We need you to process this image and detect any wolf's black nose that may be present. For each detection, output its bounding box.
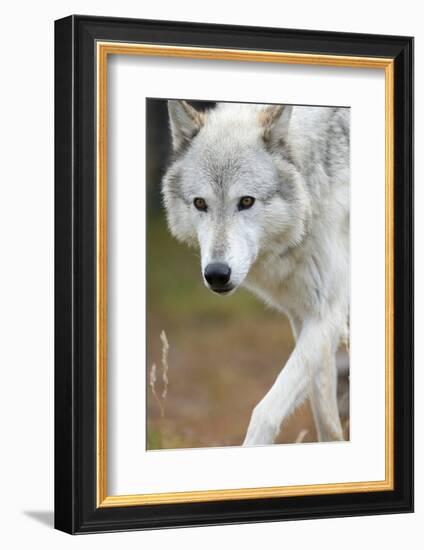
[204,263,231,288]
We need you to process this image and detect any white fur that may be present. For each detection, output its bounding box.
[162,101,350,445]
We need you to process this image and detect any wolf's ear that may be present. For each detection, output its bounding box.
[168,100,204,152]
[259,104,293,144]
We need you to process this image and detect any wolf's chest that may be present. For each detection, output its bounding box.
[244,251,314,318]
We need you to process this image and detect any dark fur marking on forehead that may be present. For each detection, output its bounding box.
[202,154,244,189]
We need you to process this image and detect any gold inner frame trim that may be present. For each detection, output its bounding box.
[96,41,395,508]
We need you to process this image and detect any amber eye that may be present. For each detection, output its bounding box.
[238,196,255,210]
[193,197,207,211]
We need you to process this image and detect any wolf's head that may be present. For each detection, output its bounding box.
[161,101,310,295]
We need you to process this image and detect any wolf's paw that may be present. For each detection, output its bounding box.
[243,404,278,446]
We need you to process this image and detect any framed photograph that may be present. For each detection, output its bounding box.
[54,15,413,534]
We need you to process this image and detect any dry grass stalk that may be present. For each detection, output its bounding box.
[160,330,169,401]
[149,362,165,418]
[295,429,309,444]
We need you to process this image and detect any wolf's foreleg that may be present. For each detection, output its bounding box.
[243,315,343,446]
[309,345,344,441]
[242,317,321,446]
[243,348,309,445]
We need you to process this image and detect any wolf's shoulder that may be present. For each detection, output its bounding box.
[291,105,348,129]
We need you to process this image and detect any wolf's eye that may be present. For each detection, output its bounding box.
[193,197,207,212]
[238,196,255,210]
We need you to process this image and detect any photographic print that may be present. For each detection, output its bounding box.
[55,17,413,533]
[146,98,350,450]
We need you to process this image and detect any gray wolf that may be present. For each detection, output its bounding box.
[161,100,349,445]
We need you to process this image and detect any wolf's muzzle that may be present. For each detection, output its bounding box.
[204,262,232,293]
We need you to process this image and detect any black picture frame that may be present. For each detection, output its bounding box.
[55,14,414,534]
